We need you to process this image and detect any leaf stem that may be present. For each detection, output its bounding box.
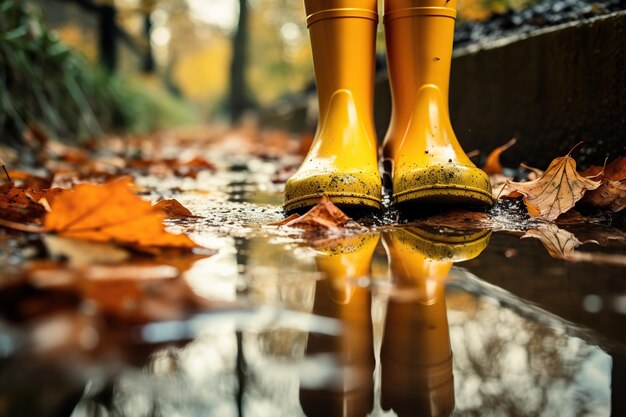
[566,141,584,157]
[0,218,45,233]
[1,164,11,183]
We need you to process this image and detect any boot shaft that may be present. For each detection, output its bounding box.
[304,0,378,134]
[384,0,457,124]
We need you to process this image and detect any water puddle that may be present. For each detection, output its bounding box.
[0,156,624,417]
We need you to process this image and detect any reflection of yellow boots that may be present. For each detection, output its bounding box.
[284,0,382,214]
[380,227,490,416]
[300,233,380,417]
[314,233,380,304]
[383,0,493,208]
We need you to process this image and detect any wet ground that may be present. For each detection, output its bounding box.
[454,0,626,47]
[0,142,625,417]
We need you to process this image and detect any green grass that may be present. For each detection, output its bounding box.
[0,0,197,149]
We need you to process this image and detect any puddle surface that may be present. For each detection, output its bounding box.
[0,155,625,417]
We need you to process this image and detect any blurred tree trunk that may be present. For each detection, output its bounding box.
[141,14,156,73]
[229,0,253,124]
[98,4,117,73]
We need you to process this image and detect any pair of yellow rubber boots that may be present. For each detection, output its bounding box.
[284,0,493,213]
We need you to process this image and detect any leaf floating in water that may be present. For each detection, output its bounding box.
[508,144,601,221]
[44,177,196,249]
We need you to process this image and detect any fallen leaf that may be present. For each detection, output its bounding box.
[579,164,604,179]
[508,146,601,221]
[577,157,626,212]
[521,223,595,259]
[604,156,626,180]
[267,213,300,226]
[6,170,51,191]
[483,138,517,175]
[490,174,520,199]
[174,156,216,178]
[582,178,626,212]
[276,196,355,233]
[0,183,47,223]
[153,199,199,219]
[44,177,196,248]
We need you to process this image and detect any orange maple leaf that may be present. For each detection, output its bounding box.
[507,145,601,221]
[44,177,195,248]
[483,138,517,176]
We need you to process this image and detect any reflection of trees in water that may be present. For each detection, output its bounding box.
[447,292,609,417]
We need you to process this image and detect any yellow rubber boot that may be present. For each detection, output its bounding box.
[380,226,490,416]
[383,0,493,208]
[284,0,382,214]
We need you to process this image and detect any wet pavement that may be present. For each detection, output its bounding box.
[0,149,625,417]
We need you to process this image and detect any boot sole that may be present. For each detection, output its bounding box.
[283,192,382,214]
[393,185,494,208]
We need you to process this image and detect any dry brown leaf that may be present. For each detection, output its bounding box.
[578,157,626,212]
[579,164,605,179]
[0,183,48,223]
[521,223,590,259]
[277,196,354,232]
[582,178,626,212]
[483,138,517,176]
[604,156,626,180]
[508,148,601,221]
[153,199,199,219]
[6,170,51,191]
[44,177,196,248]
[268,213,300,226]
[174,156,216,178]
